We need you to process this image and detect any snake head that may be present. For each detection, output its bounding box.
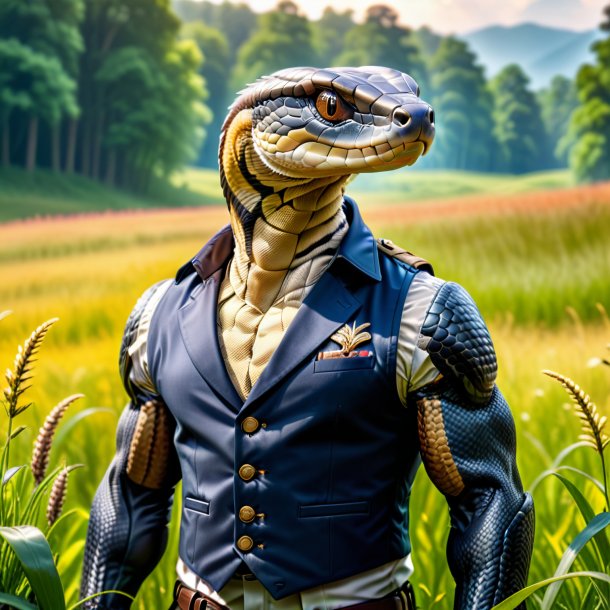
[222,65,435,179]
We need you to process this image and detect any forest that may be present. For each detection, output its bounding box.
[1,0,610,195]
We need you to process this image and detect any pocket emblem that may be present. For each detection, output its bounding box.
[317,321,372,360]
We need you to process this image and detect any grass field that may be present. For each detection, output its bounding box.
[1,181,609,609]
[0,166,573,222]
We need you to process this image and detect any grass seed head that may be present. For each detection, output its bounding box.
[3,318,58,418]
[543,369,609,454]
[46,464,82,526]
[46,467,69,526]
[31,394,84,485]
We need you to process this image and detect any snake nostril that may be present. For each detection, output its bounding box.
[392,109,411,127]
[428,108,435,125]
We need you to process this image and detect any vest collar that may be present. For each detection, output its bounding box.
[175,196,382,284]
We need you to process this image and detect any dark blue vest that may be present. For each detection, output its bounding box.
[147,198,422,599]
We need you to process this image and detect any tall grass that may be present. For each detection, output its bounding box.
[0,187,609,608]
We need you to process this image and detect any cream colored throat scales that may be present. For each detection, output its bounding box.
[216,65,435,399]
[217,109,349,399]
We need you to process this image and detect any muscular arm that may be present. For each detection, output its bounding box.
[409,281,534,610]
[81,282,180,609]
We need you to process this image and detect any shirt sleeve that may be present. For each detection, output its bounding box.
[396,271,445,405]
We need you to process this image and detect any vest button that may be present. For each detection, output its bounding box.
[239,506,256,523]
[237,535,254,552]
[239,464,256,481]
[241,417,260,434]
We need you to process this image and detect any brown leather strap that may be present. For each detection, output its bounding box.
[174,580,415,610]
[377,238,435,276]
[174,581,228,610]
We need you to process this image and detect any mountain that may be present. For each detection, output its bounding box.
[459,23,602,89]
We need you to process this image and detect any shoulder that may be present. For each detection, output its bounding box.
[417,281,497,405]
[119,280,173,399]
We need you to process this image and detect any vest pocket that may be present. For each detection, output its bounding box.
[184,496,210,515]
[298,500,370,518]
[313,356,375,373]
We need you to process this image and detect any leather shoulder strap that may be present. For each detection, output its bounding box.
[377,238,435,276]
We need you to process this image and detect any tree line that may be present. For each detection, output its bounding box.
[1,0,608,193]
[0,0,207,192]
[177,0,610,183]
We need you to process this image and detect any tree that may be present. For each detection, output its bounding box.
[334,4,426,90]
[231,1,318,92]
[0,0,83,171]
[490,64,547,174]
[96,41,208,191]
[563,4,610,182]
[182,22,231,168]
[538,75,579,167]
[426,37,495,171]
[313,7,355,67]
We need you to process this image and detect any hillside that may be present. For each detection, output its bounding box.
[0,167,222,222]
[0,167,575,222]
[460,23,601,88]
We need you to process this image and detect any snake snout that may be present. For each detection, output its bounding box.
[393,102,436,155]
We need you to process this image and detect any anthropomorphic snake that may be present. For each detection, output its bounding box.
[81,66,533,610]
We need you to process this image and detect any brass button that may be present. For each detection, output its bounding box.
[241,417,260,434]
[237,535,254,552]
[239,464,256,481]
[239,506,256,523]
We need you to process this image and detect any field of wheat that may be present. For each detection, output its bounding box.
[1,183,609,609]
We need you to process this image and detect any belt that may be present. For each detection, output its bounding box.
[173,580,416,610]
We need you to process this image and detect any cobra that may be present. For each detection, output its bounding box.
[217,66,435,397]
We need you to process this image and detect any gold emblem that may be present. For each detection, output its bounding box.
[318,322,372,360]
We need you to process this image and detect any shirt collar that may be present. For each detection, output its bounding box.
[176,196,381,283]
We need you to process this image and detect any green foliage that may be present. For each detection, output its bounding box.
[0,316,78,606]
[494,364,610,609]
[564,7,610,183]
[181,22,231,168]
[173,0,257,63]
[231,1,318,92]
[334,5,426,88]
[313,7,355,67]
[426,37,495,171]
[490,64,548,173]
[538,76,579,167]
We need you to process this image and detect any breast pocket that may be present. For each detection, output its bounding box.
[313,355,375,373]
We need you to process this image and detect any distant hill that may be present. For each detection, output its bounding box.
[459,23,602,89]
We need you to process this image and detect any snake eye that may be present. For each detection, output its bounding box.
[315,90,352,122]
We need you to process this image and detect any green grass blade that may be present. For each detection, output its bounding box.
[541,512,610,610]
[0,591,38,610]
[0,525,66,610]
[54,407,115,449]
[553,473,610,561]
[492,572,610,610]
[68,590,135,610]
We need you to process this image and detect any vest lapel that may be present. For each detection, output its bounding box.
[243,269,362,409]
[178,270,243,413]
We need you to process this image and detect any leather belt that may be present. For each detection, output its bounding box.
[173,580,416,610]
[174,581,227,610]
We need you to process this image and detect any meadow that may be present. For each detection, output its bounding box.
[0,176,609,609]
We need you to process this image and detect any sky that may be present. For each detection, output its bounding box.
[201,0,608,33]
